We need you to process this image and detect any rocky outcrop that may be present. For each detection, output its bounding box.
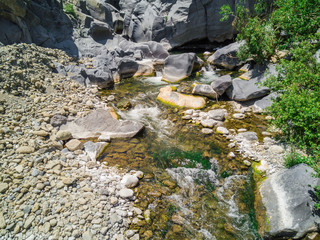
[157,86,206,109]
[119,0,254,48]
[60,109,144,139]
[260,164,320,239]
[0,0,76,54]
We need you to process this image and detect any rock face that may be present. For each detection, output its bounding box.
[0,0,76,54]
[157,86,206,109]
[260,164,320,239]
[207,41,245,70]
[162,53,198,83]
[60,109,144,139]
[120,0,254,48]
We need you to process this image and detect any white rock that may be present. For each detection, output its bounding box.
[202,128,213,134]
[121,175,139,188]
[16,146,35,154]
[269,145,285,154]
[65,139,83,151]
[216,127,229,135]
[243,160,251,166]
[56,130,72,141]
[233,113,246,119]
[0,212,6,229]
[119,188,134,198]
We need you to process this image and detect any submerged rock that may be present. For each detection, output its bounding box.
[60,109,144,139]
[157,86,206,109]
[260,164,320,239]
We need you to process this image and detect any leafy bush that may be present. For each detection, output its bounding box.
[220,0,320,62]
[63,4,76,18]
[284,151,317,169]
[264,39,320,151]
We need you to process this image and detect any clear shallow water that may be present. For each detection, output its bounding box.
[100,74,263,239]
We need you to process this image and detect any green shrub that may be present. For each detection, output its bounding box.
[284,151,317,168]
[314,186,320,210]
[63,4,76,17]
[220,0,320,62]
[264,39,320,151]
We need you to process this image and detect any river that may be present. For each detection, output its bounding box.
[100,69,266,239]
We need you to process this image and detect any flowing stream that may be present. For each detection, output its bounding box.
[100,70,265,239]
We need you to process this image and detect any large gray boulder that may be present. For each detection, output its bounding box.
[210,75,232,96]
[260,164,320,239]
[88,21,113,43]
[226,78,270,101]
[85,69,114,88]
[162,53,197,83]
[60,109,144,139]
[207,41,245,70]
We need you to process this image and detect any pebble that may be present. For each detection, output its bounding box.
[269,145,285,154]
[65,139,84,151]
[82,230,93,240]
[33,130,49,137]
[24,215,35,229]
[110,213,122,224]
[233,113,246,119]
[200,119,217,128]
[216,127,229,135]
[121,175,139,188]
[119,188,134,198]
[0,183,9,193]
[243,160,251,166]
[0,212,6,229]
[227,152,236,159]
[43,222,51,233]
[201,128,213,134]
[16,146,35,154]
[56,130,72,141]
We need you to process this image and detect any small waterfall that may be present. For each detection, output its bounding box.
[155,71,162,77]
[117,77,173,139]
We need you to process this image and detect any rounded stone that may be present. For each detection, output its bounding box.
[216,127,229,135]
[121,175,139,188]
[65,139,83,151]
[119,188,134,198]
[0,183,9,193]
[16,146,35,154]
[56,130,72,141]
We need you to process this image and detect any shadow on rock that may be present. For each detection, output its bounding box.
[0,0,78,57]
